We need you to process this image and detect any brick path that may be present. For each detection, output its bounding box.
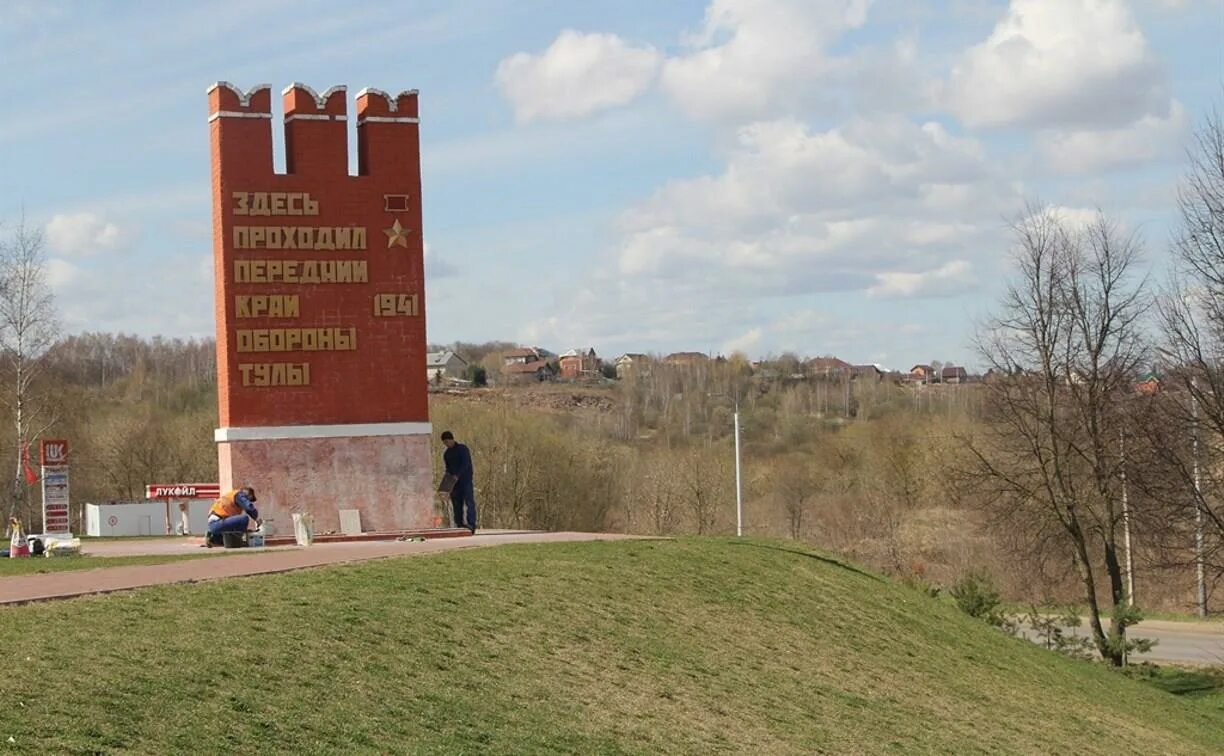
[1,531,642,605]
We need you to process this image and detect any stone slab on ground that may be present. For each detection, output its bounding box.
[0,532,643,605]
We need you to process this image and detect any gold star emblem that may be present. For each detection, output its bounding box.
[384,219,410,248]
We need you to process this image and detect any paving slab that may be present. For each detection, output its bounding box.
[1,531,643,605]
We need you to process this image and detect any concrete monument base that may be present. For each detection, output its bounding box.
[216,423,435,536]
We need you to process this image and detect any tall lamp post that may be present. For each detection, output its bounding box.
[734,397,743,537]
[711,391,745,537]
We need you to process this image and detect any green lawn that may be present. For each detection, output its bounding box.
[2,538,1222,754]
[1125,665,1224,698]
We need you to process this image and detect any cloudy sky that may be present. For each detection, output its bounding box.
[1,0,1221,369]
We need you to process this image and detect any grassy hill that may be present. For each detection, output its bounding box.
[1,539,1221,754]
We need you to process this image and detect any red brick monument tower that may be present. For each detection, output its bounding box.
[207,82,433,534]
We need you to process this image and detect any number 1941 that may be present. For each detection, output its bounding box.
[373,293,420,317]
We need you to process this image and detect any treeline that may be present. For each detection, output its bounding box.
[46,333,216,403]
[2,333,218,524]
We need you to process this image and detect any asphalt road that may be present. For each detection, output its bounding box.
[1019,618,1224,665]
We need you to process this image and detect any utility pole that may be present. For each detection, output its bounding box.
[734,397,743,538]
[710,389,745,537]
[1193,380,1207,617]
[1121,429,1135,606]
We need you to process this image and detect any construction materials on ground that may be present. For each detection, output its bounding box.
[9,519,30,558]
[42,535,81,558]
[338,509,362,536]
[292,513,314,547]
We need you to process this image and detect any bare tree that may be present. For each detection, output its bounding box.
[775,453,820,540]
[0,219,59,531]
[680,443,732,535]
[1157,105,1224,578]
[964,205,1149,666]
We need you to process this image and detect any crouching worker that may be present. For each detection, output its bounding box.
[204,486,261,548]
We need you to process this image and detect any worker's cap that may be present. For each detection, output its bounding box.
[440,431,454,441]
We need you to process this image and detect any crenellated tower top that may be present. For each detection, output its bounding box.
[208,81,420,178]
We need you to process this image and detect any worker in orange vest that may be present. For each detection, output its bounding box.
[205,486,260,547]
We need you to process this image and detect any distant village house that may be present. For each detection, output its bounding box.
[615,353,650,379]
[426,351,468,383]
[664,352,709,366]
[941,365,968,384]
[1134,373,1161,395]
[559,348,601,380]
[806,356,852,379]
[502,347,556,383]
[851,364,884,382]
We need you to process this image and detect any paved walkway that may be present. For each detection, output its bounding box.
[74,529,536,558]
[1,531,641,605]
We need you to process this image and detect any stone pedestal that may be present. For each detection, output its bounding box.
[217,424,435,536]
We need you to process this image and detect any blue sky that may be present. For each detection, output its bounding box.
[1,0,1221,370]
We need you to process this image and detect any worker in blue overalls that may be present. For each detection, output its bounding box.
[441,431,477,534]
[204,486,260,547]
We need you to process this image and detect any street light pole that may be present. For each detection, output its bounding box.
[734,398,743,537]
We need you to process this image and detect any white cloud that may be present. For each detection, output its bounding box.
[495,30,661,123]
[0,1,65,30]
[723,327,763,355]
[867,260,975,299]
[1037,100,1188,174]
[1045,204,1102,229]
[44,212,133,256]
[946,0,1168,129]
[49,252,213,337]
[624,118,988,240]
[660,0,873,121]
[614,115,1007,293]
[45,258,84,289]
[519,110,1016,359]
[771,309,835,335]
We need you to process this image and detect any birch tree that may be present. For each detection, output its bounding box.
[0,220,59,529]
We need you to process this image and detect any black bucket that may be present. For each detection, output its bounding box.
[222,531,248,549]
